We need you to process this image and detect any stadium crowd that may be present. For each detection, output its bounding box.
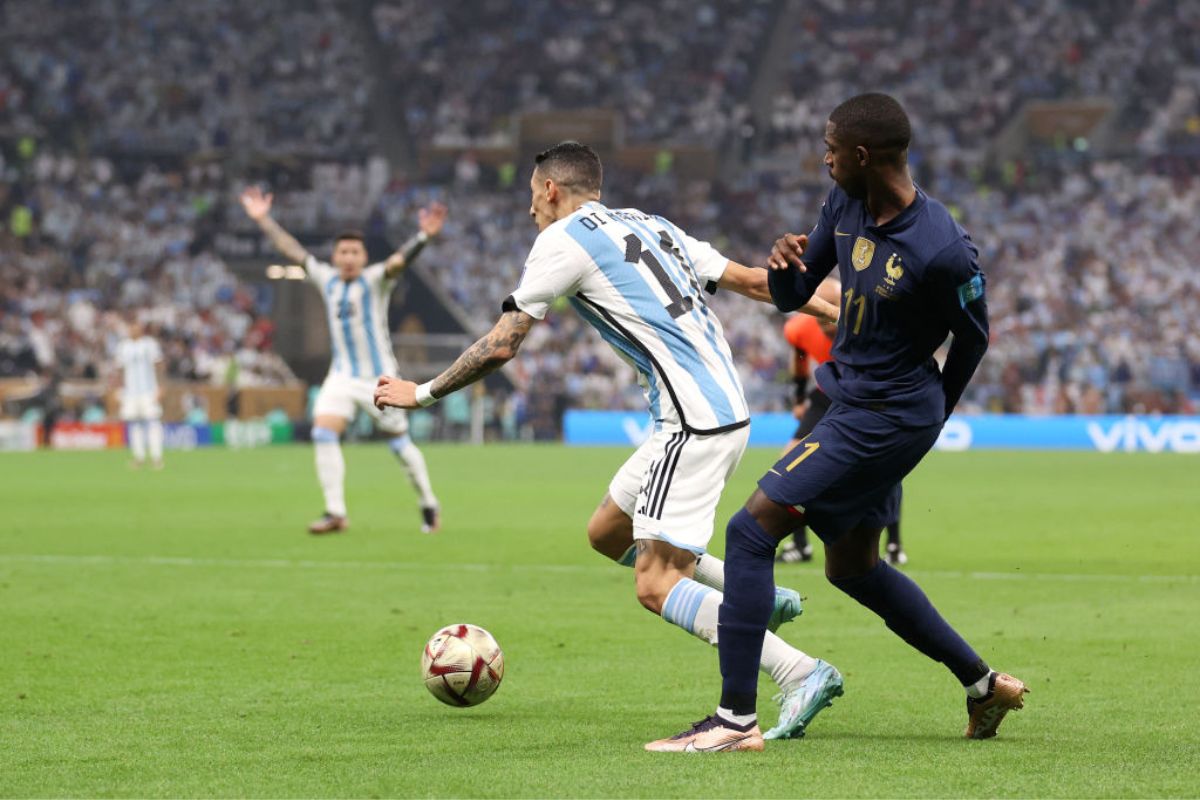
[3,0,1198,428]
[372,0,773,150]
[0,147,295,390]
[0,0,373,158]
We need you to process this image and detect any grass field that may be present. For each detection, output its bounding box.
[2,444,1198,798]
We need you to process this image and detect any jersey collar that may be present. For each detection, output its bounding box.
[863,186,927,234]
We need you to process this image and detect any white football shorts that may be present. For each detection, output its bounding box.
[313,374,409,434]
[608,424,750,555]
[119,391,162,421]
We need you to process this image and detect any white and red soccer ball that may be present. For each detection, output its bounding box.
[420,623,504,707]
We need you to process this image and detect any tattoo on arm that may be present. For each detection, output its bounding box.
[256,215,308,264]
[430,311,534,398]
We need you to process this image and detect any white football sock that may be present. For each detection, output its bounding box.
[966,671,994,698]
[716,706,757,727]
[660,579,817,690]
[147,420,164,463]
[694,553,725,591]
[128,421,147,462]
[390,435,438,508]
[762,630,818,690]
[313,429,346,517]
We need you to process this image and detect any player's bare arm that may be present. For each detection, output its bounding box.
[717,261,773,302]
[384,201,448,278]
[374,310,536,410]
[720,261,838,325]
[239,186,309,265]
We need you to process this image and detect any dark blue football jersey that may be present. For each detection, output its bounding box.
[769,185,989,427]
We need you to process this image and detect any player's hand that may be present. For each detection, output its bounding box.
[374,376,419,410]
[792,402,808,420]
[240,186,273,221]
[767,233,808,271]
[418,202,448,237]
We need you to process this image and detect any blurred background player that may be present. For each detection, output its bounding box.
[777,277,906,566]
[115,318,165,470]
[376,142,845,739]
[239,186,446,535]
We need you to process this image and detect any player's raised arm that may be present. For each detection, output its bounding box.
[239,186,309,265]
[384,202,448,278]
[374,310,536,410]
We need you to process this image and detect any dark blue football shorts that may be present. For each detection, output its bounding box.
[758,401,942,543]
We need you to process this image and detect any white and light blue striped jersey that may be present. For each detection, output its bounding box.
[505,202,749,434]
[305,256,399,379]
[115,336,162,396]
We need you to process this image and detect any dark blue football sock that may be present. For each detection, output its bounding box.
[830,560,989,685]
[717,508,780,715]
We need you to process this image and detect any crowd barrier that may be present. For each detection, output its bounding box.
[563,411,1200,453]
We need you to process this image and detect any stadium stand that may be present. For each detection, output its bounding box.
[2,0,1197,433]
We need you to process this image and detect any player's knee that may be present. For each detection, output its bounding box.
[725,508,778,560]
[312,426,340,444]
[585,507,632,562]
[585,514,608,552]
[388,434,412,454]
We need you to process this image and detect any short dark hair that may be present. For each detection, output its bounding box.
[829,93,911,160]
[534,141,603,195]
[335,230,366,245]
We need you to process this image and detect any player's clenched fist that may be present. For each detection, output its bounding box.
[374,376,420,410]
[767,233,809,271]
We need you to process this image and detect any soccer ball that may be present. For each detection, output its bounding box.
[420,623,504,707]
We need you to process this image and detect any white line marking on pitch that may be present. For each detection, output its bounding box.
[0,553,1196,585]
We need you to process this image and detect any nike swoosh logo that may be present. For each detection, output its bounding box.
[768,469,782,476]
[835,231,852,237]
[683,736,752,753]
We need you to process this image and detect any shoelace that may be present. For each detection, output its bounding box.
[670,716,719,740]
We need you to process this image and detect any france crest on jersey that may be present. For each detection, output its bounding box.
[305,255,399,379]
[504,202,748,434]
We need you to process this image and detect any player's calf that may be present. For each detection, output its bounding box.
[634,541,695,615]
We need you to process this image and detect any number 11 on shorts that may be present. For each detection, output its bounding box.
[786,441,820,471]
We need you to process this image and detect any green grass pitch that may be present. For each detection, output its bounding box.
[2,444,1198,798]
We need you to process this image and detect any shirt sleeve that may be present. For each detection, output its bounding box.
[930,237,989,418]
[304,254,337,289]
[675,230,729,288]
[768,189,840,312]
[503,226,591,320]
[149,339,163,363]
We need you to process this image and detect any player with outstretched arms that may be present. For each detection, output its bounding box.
[115,317,166,470]
[648,94,1027,753]
[240,186,446,535]
[375,142,846,739]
